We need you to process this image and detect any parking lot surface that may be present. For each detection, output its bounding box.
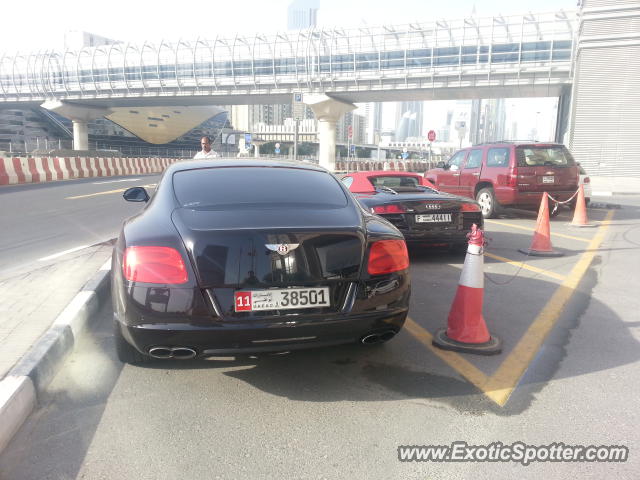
[1,198,638,479]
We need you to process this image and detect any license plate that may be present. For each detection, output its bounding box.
[415,213,452,223]
[234,287,330,312]
[542,175,555,184]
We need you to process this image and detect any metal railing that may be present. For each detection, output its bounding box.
[0,10,576,100]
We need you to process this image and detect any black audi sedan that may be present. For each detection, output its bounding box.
[112,160,411,364]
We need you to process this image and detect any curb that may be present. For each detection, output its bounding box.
[0,259,111,453]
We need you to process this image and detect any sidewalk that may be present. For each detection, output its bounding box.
[0,243,112,379]
[590,176,640,196]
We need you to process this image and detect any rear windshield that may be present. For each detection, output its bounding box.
[173,167,348,209]
[516,146,576,167]
[368,176,420,188]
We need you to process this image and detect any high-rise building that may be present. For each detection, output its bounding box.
[64,31,119,50]
[469,99,507,145]
[287,0,320,30]
[395,101,423,142]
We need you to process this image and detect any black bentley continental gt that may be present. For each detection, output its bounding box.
[112,160,411,364]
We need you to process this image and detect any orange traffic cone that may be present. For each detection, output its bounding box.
[433,224,501,355]
[570,185,595,228]
[518,192,564,257]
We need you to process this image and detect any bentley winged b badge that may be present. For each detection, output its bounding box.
[265,243,300,256]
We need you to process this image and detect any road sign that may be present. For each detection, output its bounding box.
[292,93,305,121]
[428,130,436,142]
[275,148,280,154]
[350,144,355,154]
[402,152,409,160]
[275,143,280,149]
[402,147,408,153]
[244,133,252,148]
[347,125,353,139]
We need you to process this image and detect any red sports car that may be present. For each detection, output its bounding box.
[341,171,483,252]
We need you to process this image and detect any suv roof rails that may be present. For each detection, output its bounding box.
[471,139,563,146]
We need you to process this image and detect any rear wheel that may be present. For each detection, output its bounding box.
[114,322,150,365]
[476,187,499,219]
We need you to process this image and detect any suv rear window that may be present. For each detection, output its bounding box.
[173,167,348,209]
[516,146,575,167]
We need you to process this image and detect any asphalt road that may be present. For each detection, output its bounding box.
[0,175,159,275]
[1,195,638,479]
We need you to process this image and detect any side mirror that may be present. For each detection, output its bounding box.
[436,161,446,169]
[123,187,149,203]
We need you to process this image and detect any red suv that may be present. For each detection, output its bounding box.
[424,142,579,218]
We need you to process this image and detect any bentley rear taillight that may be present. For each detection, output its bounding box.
[372,204,406,214]
[123,246,188,284]
[367,240,409,275]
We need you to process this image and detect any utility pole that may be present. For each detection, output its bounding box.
[294,119,299,161]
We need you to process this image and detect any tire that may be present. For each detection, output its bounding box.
[114,322,150,365]
[476,187,499,219]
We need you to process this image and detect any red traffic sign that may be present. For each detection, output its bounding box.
[427,130,436,142]
[347,125,353,139]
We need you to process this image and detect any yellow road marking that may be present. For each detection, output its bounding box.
[406,210,614,407]
[66,184,156,200]
[405,318,490,388]
[486,219,591,243]
[484,252,566,281]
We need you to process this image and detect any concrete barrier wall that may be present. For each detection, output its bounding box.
[0,156,182,186]
[0,157,431,185]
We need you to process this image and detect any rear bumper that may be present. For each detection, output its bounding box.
[401,229,472,245]
[495,189,578,207]
[115,309,408,356]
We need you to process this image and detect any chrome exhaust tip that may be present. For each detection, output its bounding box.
[148,347,173,359]
[148,346,197,360]
[361,330,397,345]
[171,348,197,360]
[361,333,381,345]
[379,330,397,342]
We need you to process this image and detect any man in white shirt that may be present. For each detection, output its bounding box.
[194,136,218,159]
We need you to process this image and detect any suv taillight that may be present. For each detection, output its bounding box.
[507,166,518,187]
[123,246,188,284]
[367,240,409,275]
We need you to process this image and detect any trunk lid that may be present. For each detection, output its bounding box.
[171,206,366,288]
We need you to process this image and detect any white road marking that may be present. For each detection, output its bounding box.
[38,245,90,262]
[92,178,142,185]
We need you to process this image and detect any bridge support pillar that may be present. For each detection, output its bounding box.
[72,121,89,151]
[304,95,356,171]
[41,100,111,152]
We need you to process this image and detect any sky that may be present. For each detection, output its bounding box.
[1,0,578,54]
[1,0,576,143]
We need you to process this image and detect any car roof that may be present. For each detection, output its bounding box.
[165,159,329,174]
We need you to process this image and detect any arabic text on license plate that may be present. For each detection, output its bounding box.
[542,175,555,184]
[415,213,452,223]
[234,287,330,312]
